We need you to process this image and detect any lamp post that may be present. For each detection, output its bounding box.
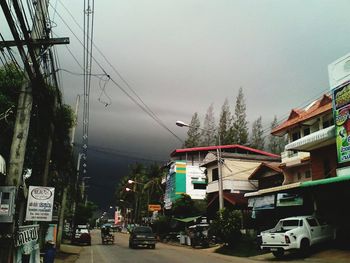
[176,120,224,210]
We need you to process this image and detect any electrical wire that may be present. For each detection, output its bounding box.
[50,0,184,144]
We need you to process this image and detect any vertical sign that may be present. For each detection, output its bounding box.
[332,82,350,163]
[26,186,55,221]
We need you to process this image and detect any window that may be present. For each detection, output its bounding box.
[292,131,301,141]
[193,184,206,190]
[212,168,219,181]
[323,160,331,178]
[323,118,333,128]
[297,172,302,180]
[303,127,310,136]
[306,218,318,227]
[305,170,311,178]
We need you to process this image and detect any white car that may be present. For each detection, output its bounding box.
[260,215,336,258]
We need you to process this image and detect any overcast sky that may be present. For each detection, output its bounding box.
[2,0,350,208]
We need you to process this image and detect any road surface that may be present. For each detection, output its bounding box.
[74,229,348,263]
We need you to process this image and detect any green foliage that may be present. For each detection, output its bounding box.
[230,87,249,145]
[184,112,201,148]
[74,201,98,225]
[0,64,24,160]
[210,208,243,248]
[172,193,195,218]
[201,103,216,146]
[268,116,286,154]
[250,116,264,150]
[218,98,231,145]
[153,215,171,238]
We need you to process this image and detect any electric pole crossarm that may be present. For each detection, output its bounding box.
[0,2,35,81]
[0,38,70,48]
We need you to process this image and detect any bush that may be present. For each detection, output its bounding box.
[210,208,242,248]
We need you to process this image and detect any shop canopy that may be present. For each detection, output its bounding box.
[245,175,350,198]
[300,174,350,188]
[173,216,201,223]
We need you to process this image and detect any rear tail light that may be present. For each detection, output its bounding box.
[285,235,290,244]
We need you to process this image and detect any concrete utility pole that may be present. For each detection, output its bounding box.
[0,0,68,261]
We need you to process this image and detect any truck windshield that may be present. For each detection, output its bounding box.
[282,220,300,227]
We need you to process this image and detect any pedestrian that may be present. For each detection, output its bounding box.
[43,240,56,263]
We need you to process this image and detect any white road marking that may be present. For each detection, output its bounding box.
[91,245,94,263]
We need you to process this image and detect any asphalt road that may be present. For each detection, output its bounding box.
[75,230,258,263]
[74,230,350,263]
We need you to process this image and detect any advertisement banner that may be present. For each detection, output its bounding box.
[332,82,350,163]
[276,193,303,207]
[148,204,161,212]
[25,186,55,221]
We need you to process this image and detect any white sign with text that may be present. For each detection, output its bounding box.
[25,186,55,221]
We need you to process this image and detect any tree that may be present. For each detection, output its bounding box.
[209,208,242,248]
[230,87,249,145]
[250,116,264,150]
[218,98,231,145]
[184,112,201,148]
[172,194,195,218]
[268,116,280,154]
[200,103,216,146]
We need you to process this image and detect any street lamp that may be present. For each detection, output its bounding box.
[176,120,224,210]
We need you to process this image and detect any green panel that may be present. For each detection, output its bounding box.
[175,172,186,199]
[300,175,350,188]
[192,180,207,184]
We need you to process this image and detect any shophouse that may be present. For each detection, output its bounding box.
[199,146,280,219]
[246,93,350,240]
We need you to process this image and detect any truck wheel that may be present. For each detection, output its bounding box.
[272,250,284,258]
[300,239,310,257]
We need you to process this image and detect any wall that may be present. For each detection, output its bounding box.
[310,144,337,180]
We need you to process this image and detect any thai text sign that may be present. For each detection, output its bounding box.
[332,82,350,163]
[15,224,39,247]
[25,186,55,221]
[148,204,161,212]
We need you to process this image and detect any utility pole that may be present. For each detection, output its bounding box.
[57,95,80,248]
[0,0,69,261]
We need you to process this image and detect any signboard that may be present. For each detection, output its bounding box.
[148,204,161,212]
[248,195,275,210]
[25,186,55,221]
[332,82,350,163]
[276,193,303,207]
[15,224,39,247]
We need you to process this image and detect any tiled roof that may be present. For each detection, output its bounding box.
[249,162,282,180]
[170,144,280,158]
[271,94,332,136]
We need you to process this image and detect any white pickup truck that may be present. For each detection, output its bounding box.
[260,215,336,258]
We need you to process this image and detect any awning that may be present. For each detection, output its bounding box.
[192,180,207,184]
[0,154,6,175]
[300,175,350,188]
[173,216,201,223]
[285,125,335,151]
[244,182,301,197]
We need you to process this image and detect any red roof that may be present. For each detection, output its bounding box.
[207,192,247,207]
[271,94,332,136]
[170,144,279,158]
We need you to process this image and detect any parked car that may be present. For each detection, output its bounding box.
[72,228,91,246]
[260,215,336,258]
[129,226,156,249]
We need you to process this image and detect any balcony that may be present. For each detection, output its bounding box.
[281,151,310,164]
[285,125,335,152]
[206,179,258,194]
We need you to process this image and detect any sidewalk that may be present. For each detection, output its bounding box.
[54,244,82,263]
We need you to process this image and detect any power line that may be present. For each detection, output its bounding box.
[50,0,184,144]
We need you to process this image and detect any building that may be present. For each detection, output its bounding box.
[246,93,350,240]
[200,146,280,218]
[164,145,279,210]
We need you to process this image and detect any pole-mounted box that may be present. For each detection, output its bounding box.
[0,186,16,223]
